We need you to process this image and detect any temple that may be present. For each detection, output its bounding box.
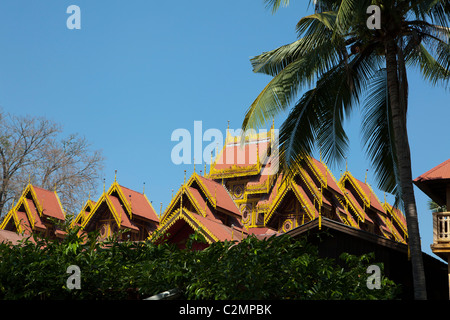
[1,126,449,299]
[156,124,409,249]
[73,178,160,241]
[0,183,66,240]
[0,126,409,248]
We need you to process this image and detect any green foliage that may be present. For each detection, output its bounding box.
[0,228,400,300]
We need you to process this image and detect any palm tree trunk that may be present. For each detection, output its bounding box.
[385,38,427,300]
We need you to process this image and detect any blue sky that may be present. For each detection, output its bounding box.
[0,1,448,258]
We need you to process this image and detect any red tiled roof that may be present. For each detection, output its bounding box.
[213,139,270,171]
[107,195,139,231]
[413,159,450,206]
[414,159,450,182]
[118,185,159,222]
[309,158,343,196]
[32,186,65,220]
[187,186,214,217]
[343,189,374,224]
[196,175,241,216]
[352,177,386,214]
[16,210,33,234]
[292,181,319,219]
[25,198,46,230]
[192,212,247,242]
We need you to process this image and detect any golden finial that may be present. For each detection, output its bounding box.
[204,162,207,176]
[193,157,196,173]
[365,169,368,184]
[172,189,174,198]
[103,178,106,193]
[210,151,213,170]
[143,182,146,194]
[184,170,186,184]
[114,170,117,182]
[160,202,163,216]
[345,157,348,172]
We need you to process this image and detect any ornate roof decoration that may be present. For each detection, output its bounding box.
[0,184,66,239]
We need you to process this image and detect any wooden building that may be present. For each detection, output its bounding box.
[73,178,160,241]
[414,159,450,297]
[0,184,66,240]
[157,124,409,250]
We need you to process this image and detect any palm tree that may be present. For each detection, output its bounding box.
[242,0,449,300]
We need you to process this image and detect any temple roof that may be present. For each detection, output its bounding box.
[79,180,159,234]
[115,184,159,223]
[0,184,66,238]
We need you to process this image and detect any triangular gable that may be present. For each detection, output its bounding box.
[81,193,139,232]
[263,176,318,225]
[339,172,385,214]
[106,195,139,231]
[162,173,241,222]
[72,199,96,227]
[0,185,66,238]
[156,208,247,246]
[307,157,343,196]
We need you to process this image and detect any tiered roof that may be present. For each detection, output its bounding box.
[0,184,66,239]
[76,179,159,240]
[156,125,408,248]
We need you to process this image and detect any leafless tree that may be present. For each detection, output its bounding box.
[0,111,104,220]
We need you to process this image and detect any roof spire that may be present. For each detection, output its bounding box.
[114,170,117,182]
[193,157,196,173]
[365,169,368,184]
[184,170,187,184]
[103,178,106,194]
[143,182,146,194]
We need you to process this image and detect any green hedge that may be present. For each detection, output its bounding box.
[0,227,400,300]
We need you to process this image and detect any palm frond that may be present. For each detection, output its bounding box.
[360,68,400,200]
[243,38,342,131]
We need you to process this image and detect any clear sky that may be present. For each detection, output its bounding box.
[0,1,448,259]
